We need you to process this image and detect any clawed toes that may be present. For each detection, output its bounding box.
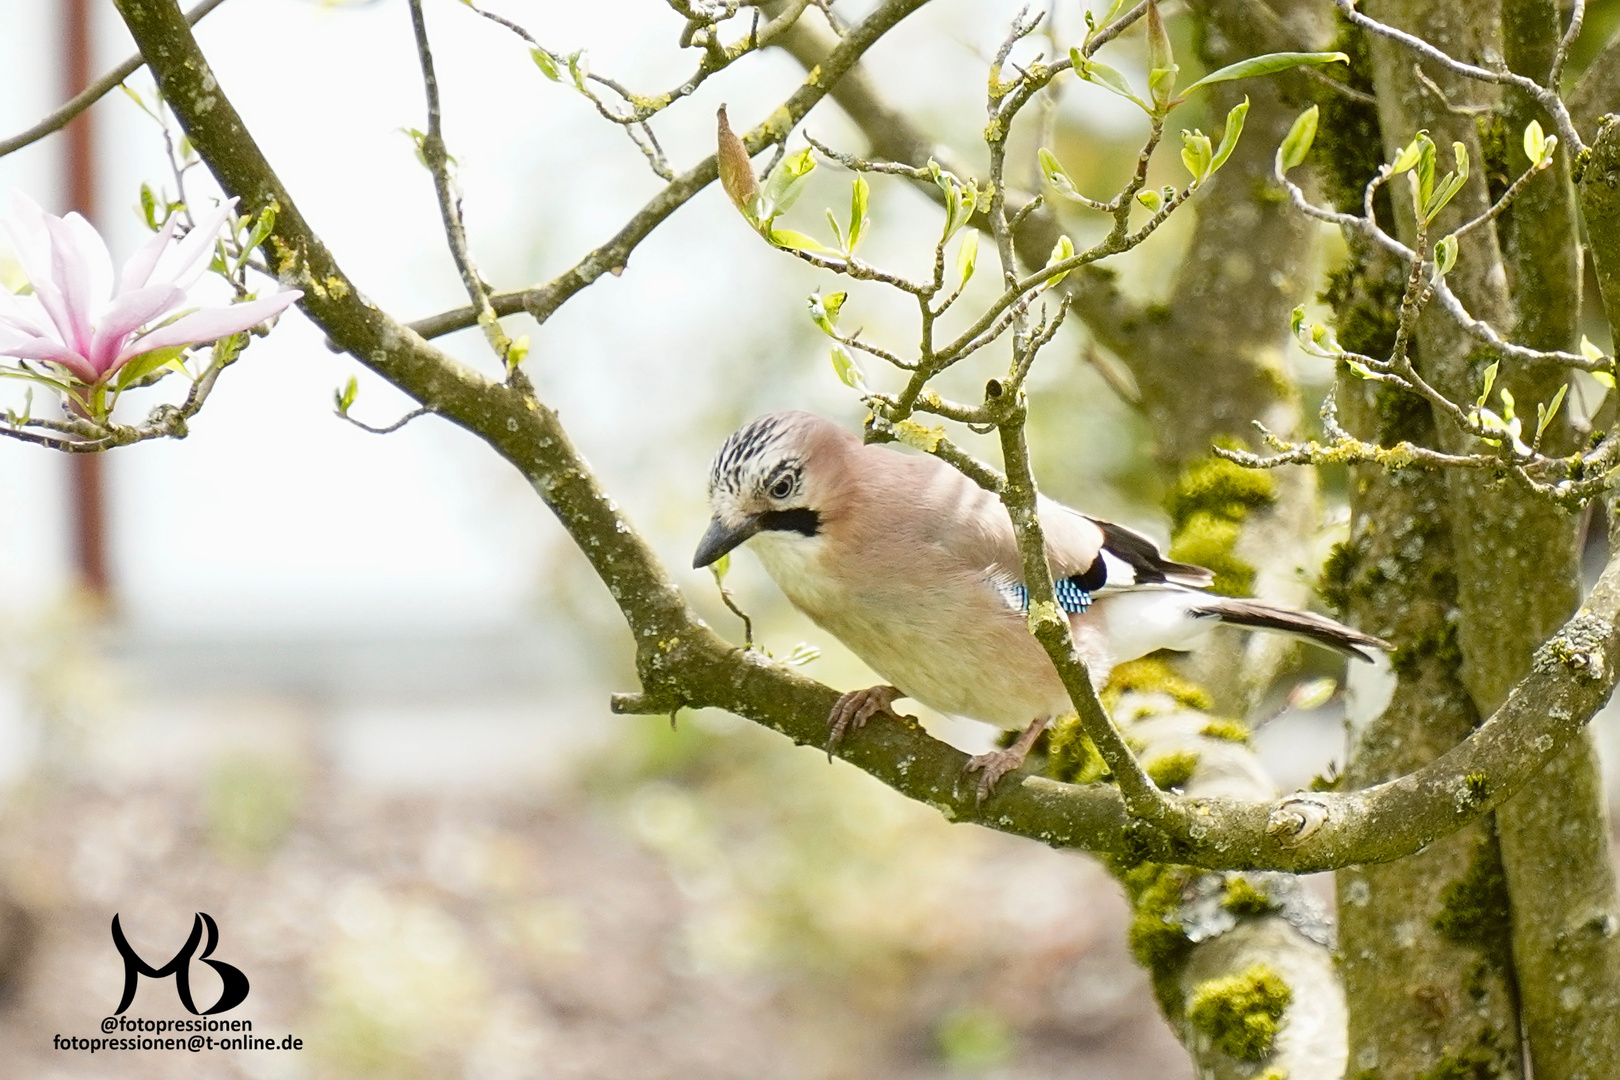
[963,751,1018,803]
[825,686,899,760]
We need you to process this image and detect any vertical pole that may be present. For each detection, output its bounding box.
[62,0,112,605]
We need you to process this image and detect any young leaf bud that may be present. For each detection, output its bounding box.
[956,230,979,285]
[1524,119,1546,167]
[829,344,866,391]
[1277,105,1318,171]
[716,106,760,225]
[1045,235,1076,287]
[1145,0,1178,110]
[1181,130,1213,184]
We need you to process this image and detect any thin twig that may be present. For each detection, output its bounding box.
[0,0,230,161]
[338,406,432,436]
[408,0,514,371]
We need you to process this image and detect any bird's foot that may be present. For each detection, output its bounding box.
[963,717,1047,803]
[826,684,901,759]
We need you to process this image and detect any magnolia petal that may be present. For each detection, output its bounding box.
[60,212,115,314]
[0,335,97,383]
[0,287,54,340]
[3,196,77,349]
[89,283,184,373]
[44,215,97,356]
[154,199,237,291]
[0,193,53,289]
[119,212,182,294]
[119,289,301,360]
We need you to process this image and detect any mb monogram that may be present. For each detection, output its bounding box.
[110,912,250,1015]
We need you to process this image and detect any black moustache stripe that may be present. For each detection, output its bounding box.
[757,508,821,537]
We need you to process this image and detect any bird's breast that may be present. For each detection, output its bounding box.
[750,533,1076,728]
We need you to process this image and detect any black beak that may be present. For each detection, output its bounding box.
[693,514,761,568]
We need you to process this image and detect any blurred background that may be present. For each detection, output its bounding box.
[0,0,1617,1076]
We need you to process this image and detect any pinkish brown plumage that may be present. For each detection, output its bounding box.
[695,412,1387,798]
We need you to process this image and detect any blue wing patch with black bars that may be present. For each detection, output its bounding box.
[1004,579,1092,613]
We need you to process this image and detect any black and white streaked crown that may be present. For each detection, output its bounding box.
[708,413,803,497]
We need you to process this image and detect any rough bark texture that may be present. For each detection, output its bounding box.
[1491,3,1620,1076]
[1331,352,1523,1080]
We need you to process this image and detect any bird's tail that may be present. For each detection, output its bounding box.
[1193,597,1390,662]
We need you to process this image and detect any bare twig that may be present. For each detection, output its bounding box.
[0,0,230,160]
[408,0,515,372]
[337,405,433,436]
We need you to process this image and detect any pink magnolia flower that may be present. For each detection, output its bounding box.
[0,193,302,385]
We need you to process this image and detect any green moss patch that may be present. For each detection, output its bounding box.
[1165,456,1276,597]
[1145,749,1200,791]
[1102,655,1215,713]
[1220,875,1274,917]
[1432,835,1513,972]
[1046,714,1108,784]
[1120,862,1199,1013]
[1187,963,1293,1061]
[1200,718,1251,743]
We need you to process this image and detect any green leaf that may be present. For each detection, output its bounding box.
[1421,142,1468,223]
[1524,119,1546,167]
[139,184,160,231]
[1181,129,1213,184]
[1477,361,1499,409]
[829,343,866,390]
[1149,65,1180,111]
[114,345,186,391]
[1536,383,1568,442]
[1581,335,1609,364]
[1038,148,1085,203]
[1390,135,1424,175]
[1208,98,1249,176]
[1277,105,1319,171]
[807,290,846,334]
[1499,387,1516,421]
[1433,234,1458,277]
[1594,370,1616,390]
[758,147,816,222]
[336,375,358,415]
[1137,188,1164,212]
[848,174,870,252]
[1290,305,1306,336]
[506,334,530,368]
[769,228,832,253]
[1412,132,1438,208]
[709,552,731,583]
[1045,234,1076,287]
[956,230,979,285]
[1069,49,1150,111]
[565,50,587,92]
[1179,51,1349,97]
[824,210,846,250]
[530,48,561,81]
[780,642,820,666]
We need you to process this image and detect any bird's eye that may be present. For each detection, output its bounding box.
[769,475,794,500]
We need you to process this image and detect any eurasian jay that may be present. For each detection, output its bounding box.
[693,411,1388,798]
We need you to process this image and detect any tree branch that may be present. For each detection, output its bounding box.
[0,0,229,161]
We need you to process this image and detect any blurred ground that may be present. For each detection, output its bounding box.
[0,627,1195,1079]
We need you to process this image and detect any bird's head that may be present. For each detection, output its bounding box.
[693,411,841,569]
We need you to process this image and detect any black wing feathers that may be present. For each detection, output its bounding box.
[1088,519,1213,588]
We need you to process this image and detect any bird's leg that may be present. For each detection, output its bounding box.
[826,684,902,759]
[963,716,1047,803]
